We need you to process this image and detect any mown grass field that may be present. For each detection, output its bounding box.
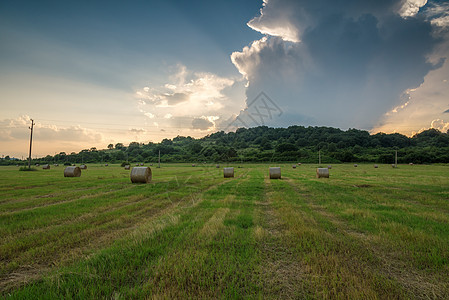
[1,163,448,299]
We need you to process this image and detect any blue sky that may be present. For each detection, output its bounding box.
[1,0,448,157]
[0,0,261,88]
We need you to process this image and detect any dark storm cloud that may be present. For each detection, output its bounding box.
[232,0,447,129]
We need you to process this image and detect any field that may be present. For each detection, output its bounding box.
[1,163,448,298]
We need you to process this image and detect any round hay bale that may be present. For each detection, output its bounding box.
[223,167,234,178]
[297,163,302,166]
[105,164,108,166]
[374,164,378,168]
[328,165,332,169]
[42,164,50,170]
[192,164,196,167]
[391,164,396,168]
[35,164,40,167]
[79,164,87,170]
[269,167,281,179]
[354,164,358,167]
[54,164,59,167]
[135,163,139,166]
[64,166,81,177]
[292,165,297,169]
[140,163,144,166]
[124,165,130,170]
[409,163,414,166]
[130,167,152,183]
[316,168,329,178]
[150,163,153,166]
[216,164,220,168]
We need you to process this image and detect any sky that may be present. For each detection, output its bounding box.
[1,0,448,158]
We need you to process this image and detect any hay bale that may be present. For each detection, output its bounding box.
[79,164,87,169]
[150,163,153,166]
[35,164,40,167]
[269,167,281,179]
[64,166,81,177]
[104,164,108,166]
[124,165,130,170]
[374,164,378,168]
[328,165,332,169]
[392,164,396,168]
[130,167,152,183]
[297,163,302,166]
[54,164,59,167]
[42,164,50,170]
[316,168,329,178]
[192,164,196,167]
[223,167,234,178]
[216,164,220,168]
[409,163,414,165]
[140,163,144,166]
[354,164,358,167]
[292,165,297,169]
[136,163,139,166]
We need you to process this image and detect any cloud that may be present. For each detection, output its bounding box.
[230,0,446,130]
[129,128,145,134]
[399,0,428,17]
[424,2,449,27]
[430,118,449,132]
[161,92,190,106]
[136,64,246,135]
[192,117,214,131]
[0,115,103,142]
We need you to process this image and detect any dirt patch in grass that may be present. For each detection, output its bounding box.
[353,184,372,188]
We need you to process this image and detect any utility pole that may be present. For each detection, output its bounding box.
[28,119,35,169]
[319,149,321,165]
[158,150,161,168]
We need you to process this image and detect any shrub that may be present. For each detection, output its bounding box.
[19,167,37,171]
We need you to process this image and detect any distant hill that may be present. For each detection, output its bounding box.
[3,126,449,165]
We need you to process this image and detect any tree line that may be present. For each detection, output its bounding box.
[2,126,449,166]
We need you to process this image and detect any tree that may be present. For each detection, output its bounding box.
[276,143,298,153]
[107,144,114,150]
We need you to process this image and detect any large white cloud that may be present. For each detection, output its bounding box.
[136,65,246,133]
[230,0,448,131]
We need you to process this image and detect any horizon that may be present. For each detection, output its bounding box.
[1,0,449,158]
[3,124,447,160]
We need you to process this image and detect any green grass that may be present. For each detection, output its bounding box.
[1,163,448,298]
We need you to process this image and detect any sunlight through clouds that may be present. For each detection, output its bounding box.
[136,65,246,133]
